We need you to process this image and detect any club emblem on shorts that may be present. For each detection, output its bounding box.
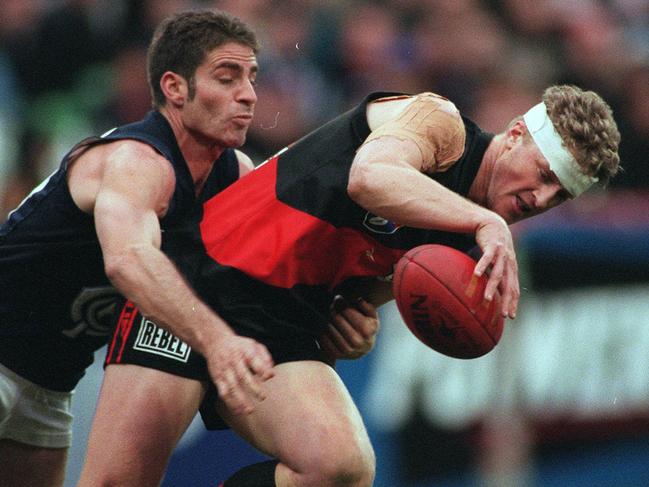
[362,212,402,234]
[133,318,191,362]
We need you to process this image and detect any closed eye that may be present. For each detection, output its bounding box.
[539,168,553,183]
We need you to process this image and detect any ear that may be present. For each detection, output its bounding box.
[159,71,188,108]
[505,119,527,148]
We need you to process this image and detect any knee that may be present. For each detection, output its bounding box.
[329,444,376,487]
[78,459,167,487]
[306,437,376,487]
[78,468,133,487]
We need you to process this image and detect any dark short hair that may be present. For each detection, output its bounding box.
[147,9,259,108]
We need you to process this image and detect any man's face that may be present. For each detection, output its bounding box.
[182,42,258,149]
[486,127,573,224]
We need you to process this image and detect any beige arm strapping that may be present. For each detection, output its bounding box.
[362,92,466,173]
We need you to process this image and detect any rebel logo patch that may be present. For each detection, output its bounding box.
[133,318,191,362]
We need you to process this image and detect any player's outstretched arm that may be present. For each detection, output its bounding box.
[348,131,519,319]
[74,141,274,414]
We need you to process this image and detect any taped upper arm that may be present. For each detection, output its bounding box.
[363,92,466,173]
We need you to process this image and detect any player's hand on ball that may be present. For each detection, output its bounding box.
[206,335,275,415]
[319,295,379,360]
[393,245,504,358]
[474,216,520,319]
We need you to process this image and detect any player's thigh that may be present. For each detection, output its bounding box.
[84,364,205,471]
[218,360,373,470]
[0,364,70,487]
[0,439,67,487]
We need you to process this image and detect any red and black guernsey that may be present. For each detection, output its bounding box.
[196,92,494,339]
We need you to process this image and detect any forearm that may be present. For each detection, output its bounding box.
[105,244,232,354]
[349,159,502,233]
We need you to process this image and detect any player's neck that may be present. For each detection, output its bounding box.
[160,106,225,157]
[468,133,507,205]
[159,106,224,194]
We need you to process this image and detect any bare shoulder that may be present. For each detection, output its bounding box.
[105,139,170,169]
[72,138,168,172]
[234,149,255,177]
[69,139,174,213]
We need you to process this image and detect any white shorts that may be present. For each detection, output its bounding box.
[0,363,73,448]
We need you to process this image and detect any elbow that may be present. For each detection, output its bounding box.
[103,246,143,287]
[347,163,375,207]
[104,254,129,286]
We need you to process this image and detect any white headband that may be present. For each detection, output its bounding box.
[523,102,598,197]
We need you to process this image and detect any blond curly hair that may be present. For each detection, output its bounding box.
[543,85,621,185]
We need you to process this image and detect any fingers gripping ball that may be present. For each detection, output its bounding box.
[393,245,504,359]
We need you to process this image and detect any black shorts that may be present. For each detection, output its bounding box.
[105,299,330,429]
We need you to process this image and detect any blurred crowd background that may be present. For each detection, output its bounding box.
[2,1,649,486]
[1,0,648,219]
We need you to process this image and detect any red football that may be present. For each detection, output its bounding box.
[392,244,504,359]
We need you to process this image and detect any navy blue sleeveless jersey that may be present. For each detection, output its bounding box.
[0,111,239,391]
[196,92,493,341]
